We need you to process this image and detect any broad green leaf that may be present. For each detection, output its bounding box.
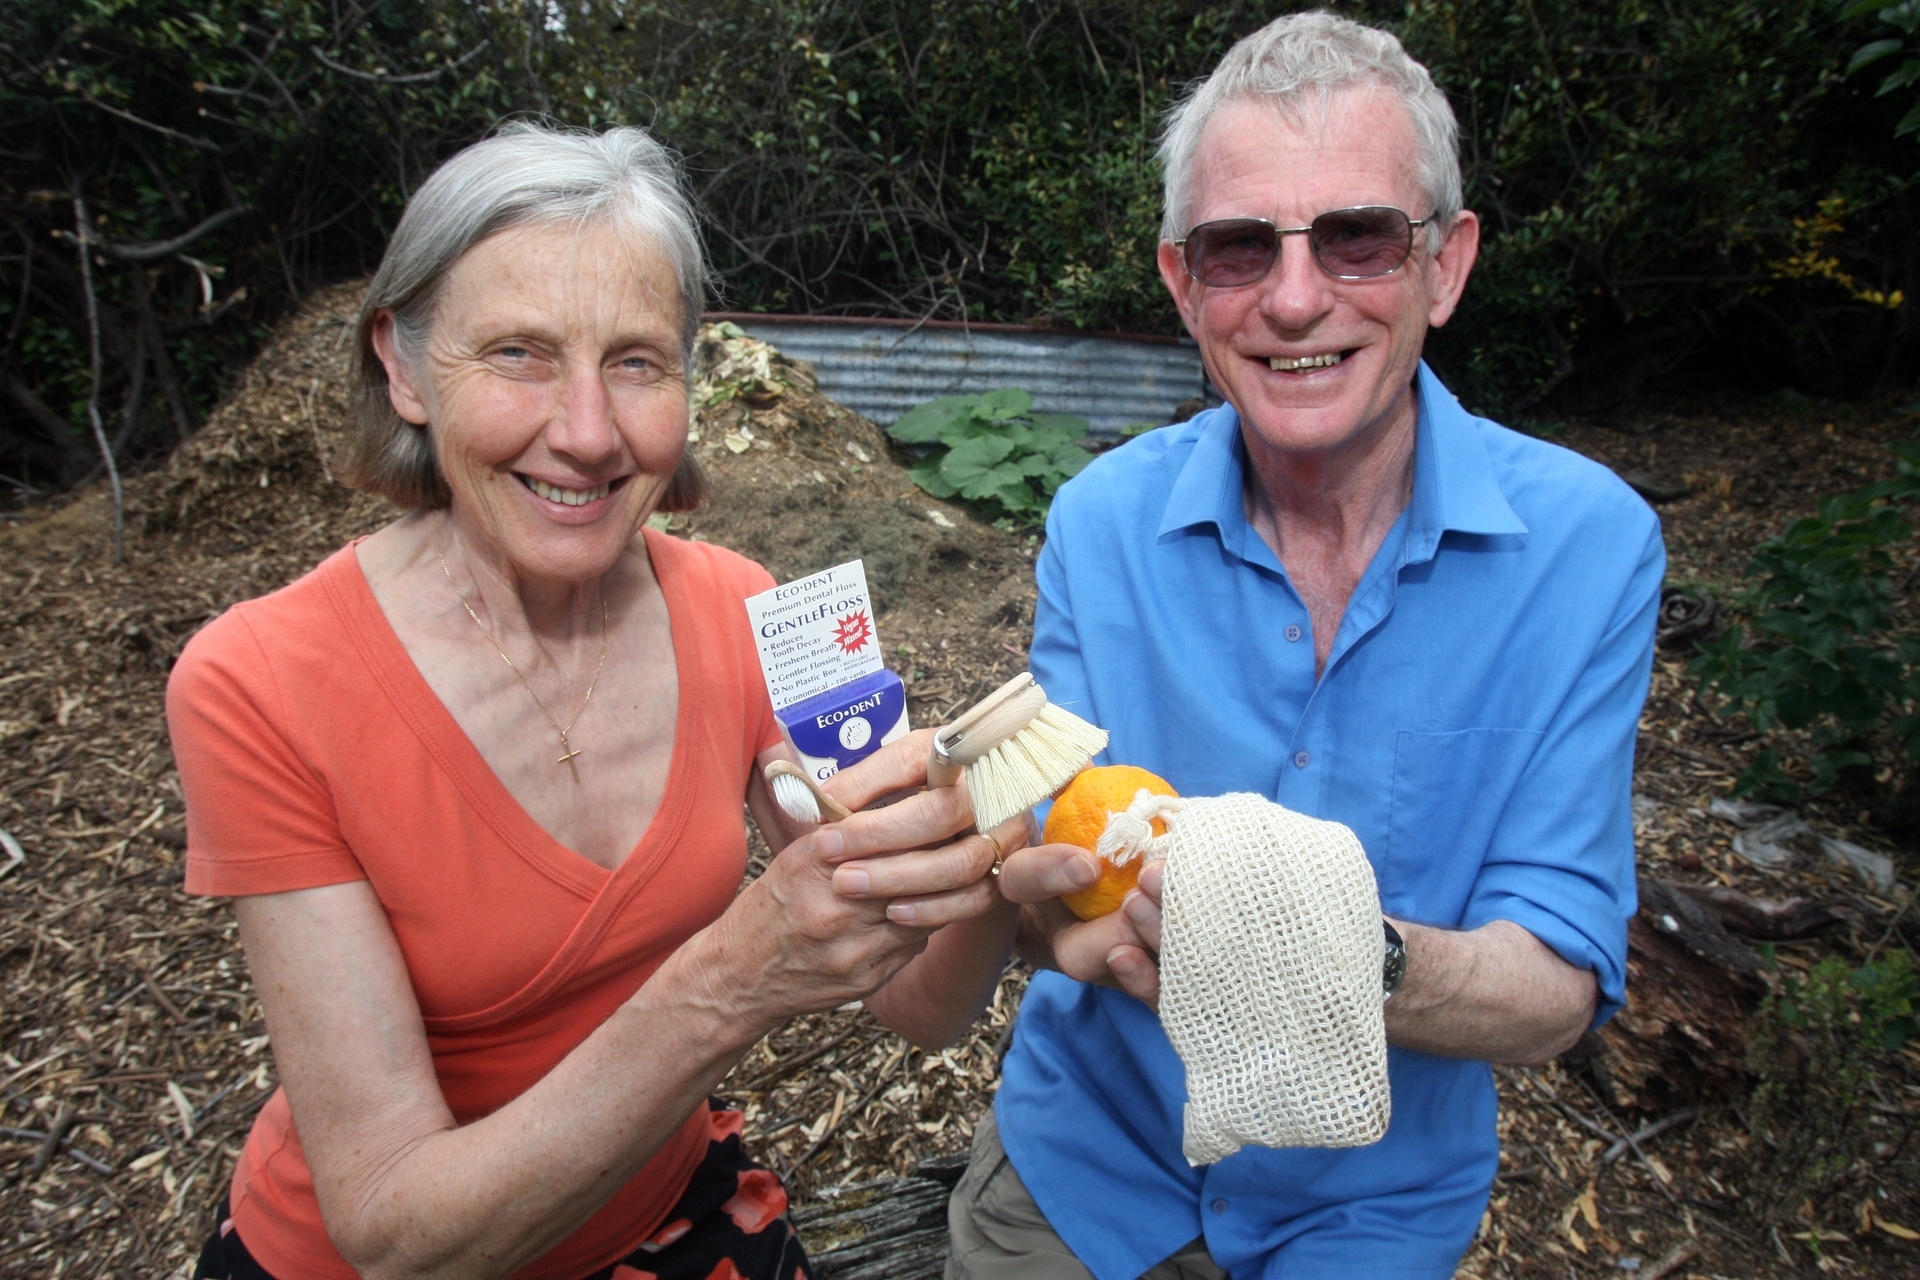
[1898,93,1920,136]
[995,479,1039,511]
[906,457,959,498]
[956,461,1030,505]
[890,395,978,444]
[1020,425,1075,453]
[1880,57,1920,96]
[1006,422,1041,449]
[1017,451,1062,478]
[976,388,1033,420]
[1850,38,1905,75]
[939,433,1019,485]
[977,470,1038,511]
[1050,441,1094,478]
[937,414,995,447]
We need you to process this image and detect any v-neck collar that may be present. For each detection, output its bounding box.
[326,528,695,904]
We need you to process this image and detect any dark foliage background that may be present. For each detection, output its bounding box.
[4,0,1919,495]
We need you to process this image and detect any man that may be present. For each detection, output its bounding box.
[960,12,1663,1280]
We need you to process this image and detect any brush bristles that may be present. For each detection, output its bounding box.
[965,703,1109,831]
[769,771,822,824]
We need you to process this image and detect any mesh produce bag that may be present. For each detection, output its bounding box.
[1155,792,1390,1164]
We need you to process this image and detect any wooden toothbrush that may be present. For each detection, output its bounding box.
[763,759,855,824]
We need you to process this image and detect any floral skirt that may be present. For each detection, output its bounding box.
[194,1103,815,1280]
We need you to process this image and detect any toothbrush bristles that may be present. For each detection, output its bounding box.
[965,703,1109,831]
[770,771,823,824]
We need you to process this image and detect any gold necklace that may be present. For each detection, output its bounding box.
[438,547,608,784]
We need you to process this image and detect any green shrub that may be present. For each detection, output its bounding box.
[1844,0,1920,138]
[886,389,1093,521]
[1692,441,1920,801]
[1746,949,1917,1216]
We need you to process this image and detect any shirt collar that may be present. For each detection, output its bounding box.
[1156,360,1527,565]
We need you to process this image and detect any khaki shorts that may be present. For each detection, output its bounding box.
[946,1109,1228,1280]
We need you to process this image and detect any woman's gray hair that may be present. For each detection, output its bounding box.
[1158,12,1461,249]
[345,121,709,512]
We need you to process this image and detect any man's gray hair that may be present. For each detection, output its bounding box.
[345,121,709,511]
[1158,12,1461,247]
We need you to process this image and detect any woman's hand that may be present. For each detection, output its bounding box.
[822,729,1021,929]
[707,730,1013,1038]
[999,845,1166,1008]
[738,729,1027,1047]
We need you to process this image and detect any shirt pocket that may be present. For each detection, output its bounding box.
[1382,727,1545,925]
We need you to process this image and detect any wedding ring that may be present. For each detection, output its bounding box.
[979,829,1005,877]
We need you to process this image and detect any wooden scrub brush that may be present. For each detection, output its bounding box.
[763,759,855,824]
[929,673,1108,831]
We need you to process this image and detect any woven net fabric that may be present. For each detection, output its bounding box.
[1159,793,1390,1165]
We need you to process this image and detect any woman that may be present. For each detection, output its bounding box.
[167,123,1026,1280]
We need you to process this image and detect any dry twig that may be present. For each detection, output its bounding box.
[69,194,123,563]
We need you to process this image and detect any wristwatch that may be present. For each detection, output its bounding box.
[1382,919,1407,999]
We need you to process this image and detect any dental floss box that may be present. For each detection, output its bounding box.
[745,560,909,782]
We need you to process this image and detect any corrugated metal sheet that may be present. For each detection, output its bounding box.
[711,314,1213,436]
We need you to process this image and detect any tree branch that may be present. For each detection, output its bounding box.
[308,40,488,85]
[71,195,124,563]
[92,206,246,262]
[82,97,220,152]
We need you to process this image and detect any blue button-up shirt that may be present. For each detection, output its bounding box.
[997,364,1663,1280]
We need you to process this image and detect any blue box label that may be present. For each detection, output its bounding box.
[779,668,908,781]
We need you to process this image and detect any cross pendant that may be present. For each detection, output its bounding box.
[557,739,583,783]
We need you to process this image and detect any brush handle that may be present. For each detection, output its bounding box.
[927,741,965,790]
[764,760,854,821]
[938,674,1050,765]
[928,671,1052,798]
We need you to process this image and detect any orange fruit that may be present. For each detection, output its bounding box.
[1044,765,1180,920]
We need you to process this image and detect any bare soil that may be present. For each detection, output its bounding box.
[0,288,1915,1278]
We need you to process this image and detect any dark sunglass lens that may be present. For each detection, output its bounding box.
[1312,208,1413,277]
[1189,220,1278,286]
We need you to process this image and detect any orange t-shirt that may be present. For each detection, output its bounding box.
[166,530,781,1280]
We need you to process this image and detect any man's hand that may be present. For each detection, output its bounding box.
[1002,843,1597,1064]
[997,844,1165,1006]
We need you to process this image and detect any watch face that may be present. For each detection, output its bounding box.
[1382,921,1408,998]
[1383,946,1407,997]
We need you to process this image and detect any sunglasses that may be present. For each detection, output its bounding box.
[1173,206,1437,287]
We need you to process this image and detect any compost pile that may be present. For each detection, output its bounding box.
[1,286,1917,1278]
